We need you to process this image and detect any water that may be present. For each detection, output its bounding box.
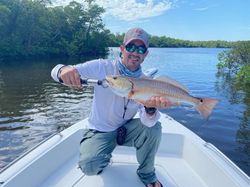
[0,48,249,176]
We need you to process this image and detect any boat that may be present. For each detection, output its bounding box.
[0,113,249,187]
[1,68,249,187]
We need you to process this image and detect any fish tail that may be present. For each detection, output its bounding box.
[195,98,219,119]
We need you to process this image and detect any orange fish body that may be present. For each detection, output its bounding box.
[106,75,219,119]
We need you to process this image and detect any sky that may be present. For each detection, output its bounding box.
[52,0,250,41]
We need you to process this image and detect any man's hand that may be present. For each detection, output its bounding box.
[142,96,179,108]
[59,66,82,88]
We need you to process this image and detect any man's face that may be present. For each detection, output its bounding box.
[120,39,148,71]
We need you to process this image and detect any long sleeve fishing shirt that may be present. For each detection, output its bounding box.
[51,59,160,132]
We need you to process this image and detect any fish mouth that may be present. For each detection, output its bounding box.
[104,77,113,86]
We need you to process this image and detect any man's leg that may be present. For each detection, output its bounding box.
[123,119,162,185]
[78,129,117,175]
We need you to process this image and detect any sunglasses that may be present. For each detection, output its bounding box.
[125,43,147,54]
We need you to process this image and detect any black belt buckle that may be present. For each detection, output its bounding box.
[117,126,127,145]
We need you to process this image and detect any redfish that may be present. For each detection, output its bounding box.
[106,75,219,119]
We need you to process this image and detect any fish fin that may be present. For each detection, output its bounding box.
[195,98,219,119]
[155,75,189,92]
[128,90,135,99]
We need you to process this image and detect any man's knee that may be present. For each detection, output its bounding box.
[149,122,162,135]
[147,122,162,142]
[78,154,111,175]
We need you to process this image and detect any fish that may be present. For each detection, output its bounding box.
[105,75,219,119]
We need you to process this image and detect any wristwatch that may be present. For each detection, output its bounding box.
[144,106,157,115]
[57,65,66,83]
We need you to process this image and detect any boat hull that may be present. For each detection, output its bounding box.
[0,114,249,187]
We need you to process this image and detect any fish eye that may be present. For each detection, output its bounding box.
[113,77,117,80]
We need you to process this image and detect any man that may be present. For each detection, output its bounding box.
[51,27,172,187]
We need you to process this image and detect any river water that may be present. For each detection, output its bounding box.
[0,48,249,176]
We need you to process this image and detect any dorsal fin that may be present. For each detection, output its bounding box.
[155,75,189,92]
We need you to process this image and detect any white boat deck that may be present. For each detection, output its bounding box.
[0,115,249,187]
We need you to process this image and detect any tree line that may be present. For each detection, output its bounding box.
[108,33,235,48]
[0,0,245,61]
[0,0,111,60]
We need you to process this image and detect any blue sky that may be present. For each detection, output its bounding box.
[53,0,250,41]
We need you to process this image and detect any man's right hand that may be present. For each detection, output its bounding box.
[59,66,82,87]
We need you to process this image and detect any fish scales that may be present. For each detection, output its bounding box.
[130,77,194,102]
[106,75,219,119]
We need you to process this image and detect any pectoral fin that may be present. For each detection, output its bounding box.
[128,90,135,99]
